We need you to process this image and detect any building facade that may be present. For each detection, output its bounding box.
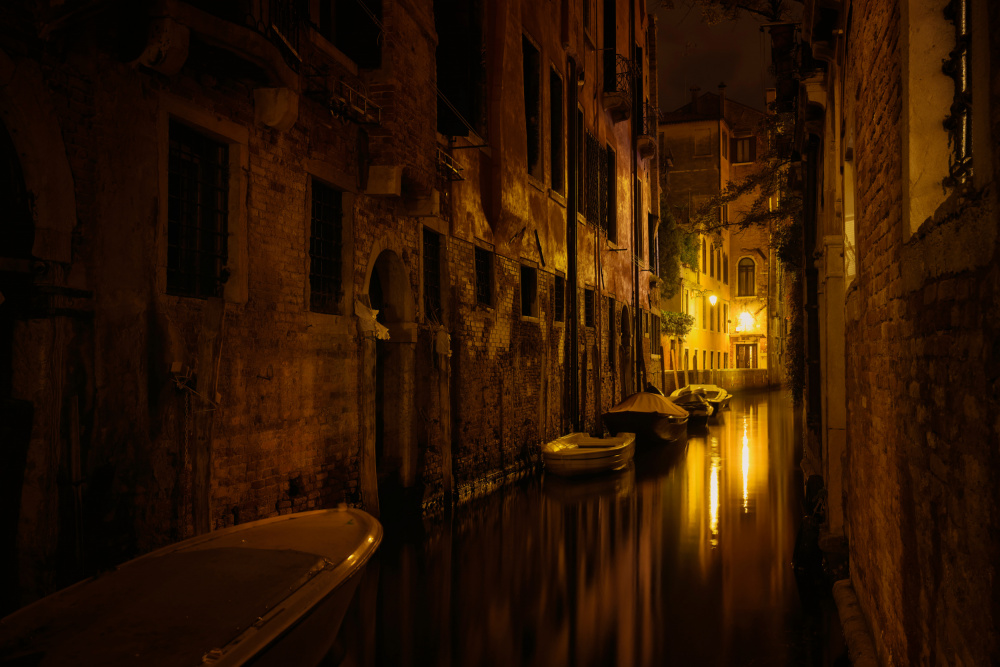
[0,0,661,611]
[780,0,1000,663]
[658,88,785,387]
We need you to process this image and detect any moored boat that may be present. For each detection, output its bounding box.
[542,432,636,477]
[0,508,382,667]
[675,383,732,413]
[601,391,690,443]
[668,387,715,427]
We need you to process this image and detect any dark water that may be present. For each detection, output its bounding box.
[334,389,844,667]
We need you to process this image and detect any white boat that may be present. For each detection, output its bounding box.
[671,384,732,414]
[542,432,636,477]
[0,508,382,667]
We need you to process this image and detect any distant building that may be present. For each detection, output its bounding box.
[0,0,660,610]
[657,86,785,387]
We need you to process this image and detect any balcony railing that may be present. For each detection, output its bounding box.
[601,53,635,122]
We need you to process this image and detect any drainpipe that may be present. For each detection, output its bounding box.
[567,56,580,430]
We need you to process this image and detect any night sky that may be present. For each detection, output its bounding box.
[655,4,774,113]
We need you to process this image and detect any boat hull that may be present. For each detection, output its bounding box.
[602,410,688,443]
[542,432,636,477]
[0,509,382,667]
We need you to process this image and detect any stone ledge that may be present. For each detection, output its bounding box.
[832,579,879,667]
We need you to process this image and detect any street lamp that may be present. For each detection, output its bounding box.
[708,294,718,306]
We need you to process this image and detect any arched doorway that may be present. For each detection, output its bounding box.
[619,305,632,398]
[363,249,416,519]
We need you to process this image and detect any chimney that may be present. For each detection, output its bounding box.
[718,82,727,116]
[689,85,701,105]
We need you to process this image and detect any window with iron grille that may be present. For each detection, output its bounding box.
[474,246,492,306]
[521,265,538,317]
[584,288,594,327]
[554,275,565,322]
[605,145,616,243]
[423,228,442,321]
[309,178,343,313]
[167,121,229,299]
[652,315,661,355]
[608,297,615,369]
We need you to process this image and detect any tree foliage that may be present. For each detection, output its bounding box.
[660,310,695,341]
[656,210,700,299]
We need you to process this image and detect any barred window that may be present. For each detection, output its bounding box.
[475,246,492,306]
[424,228,442,321]
[584,288,595,327]
[554,275,565,322]
[652,315,662,355]
[167,121,229,298]
[309,178,343,314]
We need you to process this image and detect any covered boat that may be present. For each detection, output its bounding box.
[0,508,382,667]
[672,383,732,413]
[601,391,690,443]
[667,387,715,427]
[542,432,636,477]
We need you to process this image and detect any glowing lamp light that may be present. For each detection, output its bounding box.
[708,294,718,306]
[736,311,755,332]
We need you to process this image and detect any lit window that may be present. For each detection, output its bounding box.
[732,137,755,163]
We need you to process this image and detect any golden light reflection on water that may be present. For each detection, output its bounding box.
[742,419,750,513]
[340,391,808,667]
[709,453,720,547]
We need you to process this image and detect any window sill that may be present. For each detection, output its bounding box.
[549,189,566,207]
[527,174,546,192]
[520,314,541,323]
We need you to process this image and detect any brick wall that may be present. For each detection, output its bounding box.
[842,0,1000,664]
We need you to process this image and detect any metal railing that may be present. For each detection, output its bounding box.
[192,0,302,67]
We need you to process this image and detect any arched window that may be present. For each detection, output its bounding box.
[737,257,755,296]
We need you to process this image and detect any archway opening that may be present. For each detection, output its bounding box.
[366,250,415,520]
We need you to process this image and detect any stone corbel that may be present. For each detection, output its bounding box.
[134,17,190,76]
[254,87,299,131]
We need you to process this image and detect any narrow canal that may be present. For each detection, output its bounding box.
[334,388,845,666]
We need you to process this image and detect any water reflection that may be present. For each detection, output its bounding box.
[335,390,831,666]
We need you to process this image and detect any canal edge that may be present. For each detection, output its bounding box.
[832,579,878,667]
